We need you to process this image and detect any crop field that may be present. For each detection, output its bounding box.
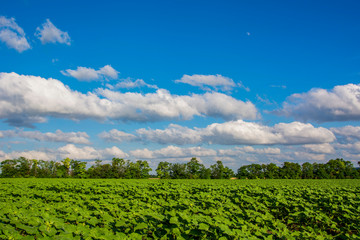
[0,179,359,239]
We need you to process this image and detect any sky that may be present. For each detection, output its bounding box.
[1,0,360,171]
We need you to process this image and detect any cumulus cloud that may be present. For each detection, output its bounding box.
[0,72,257,127]
[35,19,70,45]
[135,124,202,145]
[108,78,158,89]
[195,121,334,145]
[218,146,281,156]
[303,143,335,154]
[102,121,335,146]
[293,152,326,161]
[58,144,128,160]
[2,150,54,161]
[0,129,90,144]
[61,65,119,81]
[331,125,360,142]
[0,144,128,162]
[175,74,248,91]
[276,84,360,122]
[0,16,30,52]
[98,129,137,143]
[130,145,217,159]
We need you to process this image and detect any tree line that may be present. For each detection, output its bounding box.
[0,156,359,179]
[237,158,360,179]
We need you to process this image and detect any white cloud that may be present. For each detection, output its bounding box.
[293,152,326,161]
[303,143,335,154]
[135,124,201,145]
[130,145,217,159]
[109,78,158,89]
[97,65,119,79]
[0,129,90,144]
[102,121,335,146]
[175,74,247,91]
[61,65,119,81]
[218,146,281,156]
[1,150,54,161]
[331,125,360,142]
[0,72,257,127]
[276,83,360,122]
[0,144,128,162]
[130,148,154,159]
[98,129,137,143]
[58,144,128,160]
[35,19,70,45]
[202,121,335,145]
[0,16,30,52]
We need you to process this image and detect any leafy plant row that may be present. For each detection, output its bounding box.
[0,179,359,239]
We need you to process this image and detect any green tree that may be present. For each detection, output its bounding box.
[70,160,87,178]
[264,163,280,179]
[59,158,72,178]
[156,161,171,179]
[199,166,211,179]
[223,167,235,179]
[281,162,301,179]
[302,162,314,179]
[0,159,17,177]
[17,157,31,177]
[313,163,329,179]
[210,161,225,179]
[186,157,203,179]
[137,160,152,179]
[170,163,188,179]
[30,159,39,177]
[237,165,249,179]
[112,158,126,178]
[247,164,263,179]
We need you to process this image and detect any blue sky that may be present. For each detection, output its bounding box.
[1,0,360,170]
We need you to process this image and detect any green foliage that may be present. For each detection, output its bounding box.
[0,179,359,239]
[237,158,360,179]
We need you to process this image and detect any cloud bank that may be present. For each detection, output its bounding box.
[101,120,335,146]
[276,84,360,122]
[0,72,257,127]
[0,129,90,144]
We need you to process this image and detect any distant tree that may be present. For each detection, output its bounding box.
[302,162,314,179]
[186,158,203,179]
[37,160,57,178]
[263,163,280,179]
[223,167,235,179]
[313,163,329,179]
[30,159,39,177]
[210,161,225,179]
[112,158,126,178]
[17,157,32,177]
[156,161,171,179]
[87,159,103,178]
[137,160,152,179]
[247,164,263,179]
[236,165,249,179]
[59,158,72,178]
[0,159,17,177]
[199,167,212,179]
[281,162,301,179]
[170,163,187,179]
[70,160,87,178]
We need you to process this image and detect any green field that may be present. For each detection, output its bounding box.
[0,179,359,239]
